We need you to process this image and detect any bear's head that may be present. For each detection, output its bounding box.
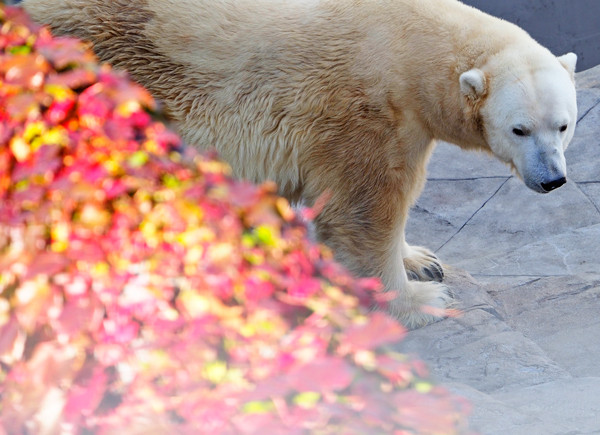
[460,50,577,193]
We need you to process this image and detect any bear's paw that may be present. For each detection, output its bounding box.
[403,244,444,282]
[387,281,453,329]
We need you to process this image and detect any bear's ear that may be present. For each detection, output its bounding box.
[557,52,577,77]
[459,69,487,100]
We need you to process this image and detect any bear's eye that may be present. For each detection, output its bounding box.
[512,128,527,137]
[559,124,568,132]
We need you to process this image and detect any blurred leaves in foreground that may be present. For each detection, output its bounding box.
[0,6,471,434]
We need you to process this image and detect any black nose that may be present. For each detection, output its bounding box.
[541,177,567,192]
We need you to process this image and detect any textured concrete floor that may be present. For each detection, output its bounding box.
[400,65,600,434]
[462,0,600,70]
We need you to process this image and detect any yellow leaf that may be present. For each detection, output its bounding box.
[116,100,141,117]
[91,262,110,277]
[242,400,275,414]
[293,392,321,409]
[179,290,210,317]
[36,126,68,149]
[0,299,11,327]
[44,83,74,102]
[208,243,233,263]
[79,203,111,230]
[51,222,70,252]
[254,225,277,246]
[414,381,433,394]
[202,360,227,384]
[276,197,295,221]
[23,121,45,142]
[185,246,204,264]
[10,137,30,162]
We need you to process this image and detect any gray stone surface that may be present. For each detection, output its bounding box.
[401,66,600,434]
[464,225,600,280]
[493,378,600,434]
[437,178,600,268]
[462,0,600,71]
[446,382,561,435]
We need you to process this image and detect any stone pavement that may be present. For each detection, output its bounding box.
[400,65,600,434]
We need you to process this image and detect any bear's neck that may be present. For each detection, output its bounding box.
[417,72,490,152]
[377,0,526,152]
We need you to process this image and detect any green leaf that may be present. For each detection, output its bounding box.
[127,150,149,167]
[14,179,29,191]
[254,225,275,246]
[162,173,181,189]
[9,45,32,55]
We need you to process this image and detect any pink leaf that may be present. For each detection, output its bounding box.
[338,312,406,353]
[287,357,353,393]
[64,366,108,422]
[0,316,22,359]
[244,276,275,302]
[56,295,102,337]
[24,252,69,281]
[287,278,321,299]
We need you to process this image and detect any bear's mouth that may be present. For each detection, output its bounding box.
[511,147,568,194]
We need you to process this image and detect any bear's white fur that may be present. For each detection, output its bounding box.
[23,0,578,327]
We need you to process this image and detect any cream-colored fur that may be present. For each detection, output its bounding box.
[23,0,577,328]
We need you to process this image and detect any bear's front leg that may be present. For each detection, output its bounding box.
[382,228,452,328]
[403,243,444,282]
[312,186,451,328]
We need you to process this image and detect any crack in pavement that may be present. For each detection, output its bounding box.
[475,273,570,278]
[427,176,510,181]
[577,97,600,123]
[549,240,574,274]
[435,177,511,252]
[575,182,600,215]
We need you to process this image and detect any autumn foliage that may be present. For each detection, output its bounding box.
[0,6,471,434]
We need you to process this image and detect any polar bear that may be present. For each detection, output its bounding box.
[23,0,578,327]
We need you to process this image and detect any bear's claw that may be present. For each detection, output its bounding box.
[403,245,444,282]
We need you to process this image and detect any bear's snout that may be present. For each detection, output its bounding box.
[541,176,567,192]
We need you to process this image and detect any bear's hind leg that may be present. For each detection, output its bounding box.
[403,243,444,282]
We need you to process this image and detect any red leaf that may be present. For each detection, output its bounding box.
[46,97,75,124]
